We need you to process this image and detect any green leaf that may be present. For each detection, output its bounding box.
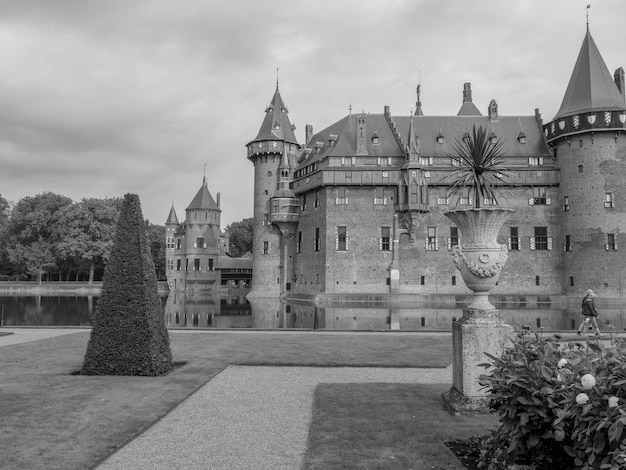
[608,420,623,444]
[588,343,602,352]
[540,366,552,380]
[593,431,606,453]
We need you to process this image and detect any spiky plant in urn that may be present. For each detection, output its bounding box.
[444,124,514,310]
[441,124,515,412]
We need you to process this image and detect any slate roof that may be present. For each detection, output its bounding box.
[554,30,626,120]
[165,205,179,225]
[249,85,298,145]
[298,112,550,170]
[186,178,219,211]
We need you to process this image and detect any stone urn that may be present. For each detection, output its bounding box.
[444,208,513,310]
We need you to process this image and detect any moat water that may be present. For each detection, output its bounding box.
[1,292,625,331]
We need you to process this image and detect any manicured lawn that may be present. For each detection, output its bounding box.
[304,383,498,469]
[0,330,492,469]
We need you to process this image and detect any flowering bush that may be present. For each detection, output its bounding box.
[479,330,626,469]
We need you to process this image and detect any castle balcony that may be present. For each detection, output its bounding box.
[270,196,300,227]
[544,110,626,144]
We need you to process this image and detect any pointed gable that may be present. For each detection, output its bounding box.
[186,178,219,211]
[165,205,179,224]
[554,31,626,120]
[249,85,298,145]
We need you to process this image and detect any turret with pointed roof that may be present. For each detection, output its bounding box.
[546,27,626,296]
[246,83,300,297]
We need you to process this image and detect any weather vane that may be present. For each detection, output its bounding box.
[586,4,591,31]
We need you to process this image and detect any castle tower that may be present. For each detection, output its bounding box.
[246,84,300,296]
[269,148,300,293]
[164,204,179,289]
[545,29,626,296]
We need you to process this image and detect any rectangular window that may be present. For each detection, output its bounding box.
[450,157,460,167]
[314,190,320,208]
[373,187,386,205]
[301,194,307,211]
[167,258,174,270]
[420,276,425,285]
[483,197,497,206]
[528,157,544,166]
[605,192,614,208]
[533,226,548,251]
[315,228,321,252]
[297,231,302,253]
[437,196,450,205]
[419,156,434,166]
[263,213,270,225]
[337,226,347,251]
[426,227,438,251]
[185,258,189,271]
[563,196,570,211]
[195,237,205,249]
[193,258,200,271]
[606,233,617,251]
[176,259,181,271]
[208,258,214,271]
[531,187,547,205]
[564,235,572,252]
[380,226,391,251]
[336,187,347,205]
[262,241,269,255]
[271,199,280,214]
[176,239,182,249]
[448,227,459,249]
[509,227,520,251]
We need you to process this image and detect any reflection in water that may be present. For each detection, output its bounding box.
[1,293,626,331]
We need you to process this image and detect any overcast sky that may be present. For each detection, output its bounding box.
[1,0,625,228]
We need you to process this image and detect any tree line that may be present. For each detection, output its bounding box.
[0,192,253,284]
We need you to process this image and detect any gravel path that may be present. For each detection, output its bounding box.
[96,364,452,470]
[0,327,86,347]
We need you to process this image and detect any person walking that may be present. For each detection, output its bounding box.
[577,289,600,336]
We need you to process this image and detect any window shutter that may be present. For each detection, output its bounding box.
[447,238,452,250]
[193,242,197,248]
[335,238,339,250]
[507,237,512,251]
[528,198,535,206]
[530,238,536,250]
[378,238,383,251]
[346,237,350,250]
[435,238,439,251]
[546,198,552,206]
[605,244,609,251]
[204,243,207,248]
[547,238,553,250]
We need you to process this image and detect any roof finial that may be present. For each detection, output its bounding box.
[276,67,279,90]
[349,104,352,115]
[586,4,590,32]
[203,164,207,184]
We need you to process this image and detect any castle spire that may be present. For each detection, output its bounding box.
[553,30,626,120]
[247,82,298,146]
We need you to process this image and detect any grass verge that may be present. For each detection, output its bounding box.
[1,331,452,469]
[303,383,498,470]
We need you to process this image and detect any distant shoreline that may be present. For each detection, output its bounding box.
[0,281,170,295]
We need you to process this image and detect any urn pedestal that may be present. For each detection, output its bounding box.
[442,208,515,413]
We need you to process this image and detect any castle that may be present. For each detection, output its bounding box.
[246,27,626,302]
[165,177,252,292]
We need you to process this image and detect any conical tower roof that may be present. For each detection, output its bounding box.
[248,84,298,145]
[165,205,179,224]
[186,177,219,211]
[554,30,626,120]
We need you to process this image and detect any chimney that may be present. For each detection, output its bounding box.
[463,83,473,103]
[535,108,543,127]
[384,105,390,116]
[614,67,625,100]
[305,124,313,146]
[217,192,220,208]
[356,115,368,156]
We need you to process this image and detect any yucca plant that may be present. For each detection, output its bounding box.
[445,124,511,208]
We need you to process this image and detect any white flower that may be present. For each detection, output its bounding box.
[558,358,568,369]
[608,396,619,408]
[576,393,589,405]
[581,374,596,390]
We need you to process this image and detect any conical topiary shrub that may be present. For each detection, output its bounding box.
[82,193,172,376]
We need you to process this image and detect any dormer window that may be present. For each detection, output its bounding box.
[274,121,280,130]
[436,132,444,145]
[463,132,470,143]
[371,132,380,144]
[517,132,526,144]
[489,131,498,143]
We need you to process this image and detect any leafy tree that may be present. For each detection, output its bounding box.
[82,193,172,376]
[0,194,11,275]
[56,197,121,283]
[146,221,166,280]
[6,192,73,283]
[224,217,253,257]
